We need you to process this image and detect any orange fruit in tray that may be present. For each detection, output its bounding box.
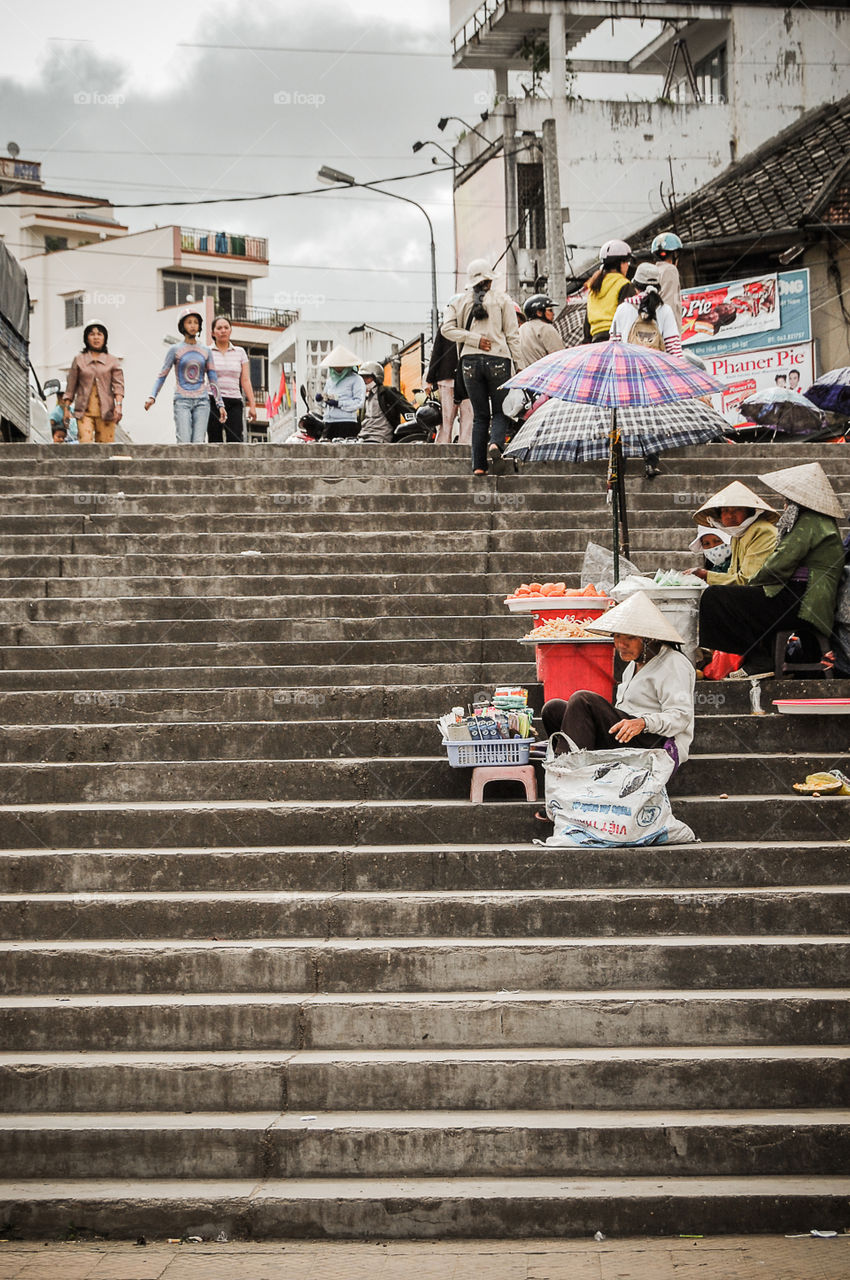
[528,582,543,592]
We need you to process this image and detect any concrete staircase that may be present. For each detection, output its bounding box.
[0,443,848,1240]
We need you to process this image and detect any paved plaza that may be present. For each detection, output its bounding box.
[0,1236,848,1280]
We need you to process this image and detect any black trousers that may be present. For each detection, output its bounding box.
[207,396,244,443]
[541,690,666,752]
[699,582,820,675]
[320,418,360,441]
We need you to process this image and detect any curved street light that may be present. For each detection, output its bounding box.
[317,165,439,340]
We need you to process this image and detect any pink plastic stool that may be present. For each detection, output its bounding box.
[470,764,538,805]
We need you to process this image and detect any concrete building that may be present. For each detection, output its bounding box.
[448,1,850,298]
[0,159,293,444]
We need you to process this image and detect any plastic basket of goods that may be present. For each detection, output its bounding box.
[442,737,536,768]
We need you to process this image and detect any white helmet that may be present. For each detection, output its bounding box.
[600,239,632,261]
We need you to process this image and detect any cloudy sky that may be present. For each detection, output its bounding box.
[0,0,504,328]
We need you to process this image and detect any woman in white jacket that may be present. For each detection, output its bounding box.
[441,259,524,476]
[540,592,695,769]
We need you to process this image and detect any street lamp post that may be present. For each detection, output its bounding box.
[317,165,439,341]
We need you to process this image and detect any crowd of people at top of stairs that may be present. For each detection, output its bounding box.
[49,232,686,472]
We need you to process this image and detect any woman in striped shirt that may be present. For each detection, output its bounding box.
[208,315,257,443]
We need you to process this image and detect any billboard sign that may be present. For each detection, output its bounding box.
[686,269,811,358]
[681,272,780,346]
[700,341,816,422]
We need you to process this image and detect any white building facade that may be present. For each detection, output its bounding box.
[449,1,850,296]
[0,166,293,444]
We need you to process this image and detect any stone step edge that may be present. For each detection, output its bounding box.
[2,1107,847,1130]
[3,988,847,1010]
[3,840,844,855]
[2,889,846,904]
[3,934,844,950]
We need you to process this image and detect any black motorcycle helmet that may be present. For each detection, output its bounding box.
[523,294,555,321]
[415,401,442,431]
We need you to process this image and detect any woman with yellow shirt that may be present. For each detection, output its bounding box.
[686,481,779,586]
[585,239,636,342]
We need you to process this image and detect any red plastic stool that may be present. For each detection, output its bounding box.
[470,764,538,805]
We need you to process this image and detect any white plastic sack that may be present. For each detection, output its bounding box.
[501,387,527,421]
[541,740,696,847]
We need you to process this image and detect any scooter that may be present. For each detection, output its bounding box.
[393,399,441,445]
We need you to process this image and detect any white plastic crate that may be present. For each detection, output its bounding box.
[442,737,535,768]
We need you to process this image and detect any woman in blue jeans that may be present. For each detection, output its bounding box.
[145,309,226,443]
[441,259,525,475]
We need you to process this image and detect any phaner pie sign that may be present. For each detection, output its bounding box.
[700,342,816,421]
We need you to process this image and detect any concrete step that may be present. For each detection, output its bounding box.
[0,795,842,845]
[4,842,848,894]
[1,888,847,942]
[3,1108,847,1181]
[2,936,846,995]
[0,551,693,581]
[0,713,842,761]
[3,1046,847,1113]
[2,1173,849,1239]
[0,615,528,647]
[0,661,537,693]
[0,753,844,803]
[1,990,847,1051]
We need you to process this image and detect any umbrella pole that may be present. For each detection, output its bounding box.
[617,439,631,561]
[608,409,620,584]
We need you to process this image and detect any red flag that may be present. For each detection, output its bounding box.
[270,366,288,416]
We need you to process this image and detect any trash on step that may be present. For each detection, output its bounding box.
[793,770,850,796]
[239,550,262,556]
[134,1237,146,1247]
[186,1236,203,1243]
[593,1231,606,1241]
[216,1231,229,1243]
[300,1115,317,1121]
[167,1239,182,1244]
[811,1230,839,1238]
[749,679,765,715]
[719,793,729,799]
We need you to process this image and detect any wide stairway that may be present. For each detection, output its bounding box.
[0,443,848,1239]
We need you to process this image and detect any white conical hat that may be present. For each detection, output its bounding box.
[320,344,361,369]
[692,480,778,525]
[758,462,845,519]
[688,524,731,555]
[586,591,684,644]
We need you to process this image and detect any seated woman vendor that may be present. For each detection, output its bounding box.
[540,592,695,769]
[685,481,778,584]
[699,462,846,679]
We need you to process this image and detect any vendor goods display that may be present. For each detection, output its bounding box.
[438,689,536,766]
[506,582,606,601]
[522,618,595,640]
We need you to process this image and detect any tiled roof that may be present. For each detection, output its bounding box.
[633,92,850,248]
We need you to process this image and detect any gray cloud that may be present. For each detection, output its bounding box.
[2,0,494,323]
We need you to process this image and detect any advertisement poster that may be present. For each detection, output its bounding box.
[701,342,816,422]
[681,272,780,345]
[687,269,812,359]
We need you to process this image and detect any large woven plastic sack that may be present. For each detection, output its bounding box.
[541,739,695,847]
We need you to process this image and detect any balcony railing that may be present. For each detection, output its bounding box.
[226,304,299,330]
[180,226,268,262]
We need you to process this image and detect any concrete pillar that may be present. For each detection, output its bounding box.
[494,67,508,109]
[549,8,567,100]
[502,101,519,300]
[541,118,566,308]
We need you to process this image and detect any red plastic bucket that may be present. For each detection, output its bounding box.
[535,638,616,702]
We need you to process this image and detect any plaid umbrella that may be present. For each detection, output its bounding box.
[505,396,727,464]
[503,342,724,582]
[804,367,850,417]
[504,339,724,405]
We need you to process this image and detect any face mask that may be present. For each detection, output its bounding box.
[703,544,731,567]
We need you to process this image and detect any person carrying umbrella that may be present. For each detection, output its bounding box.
[698,462,846,679]
[540,592,695,766]
[685,482,779,585]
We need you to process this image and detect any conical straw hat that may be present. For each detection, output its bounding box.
[586,591,684,644]
[758,462,845,519]
[692,480,778,525]
[320,344,361,369]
